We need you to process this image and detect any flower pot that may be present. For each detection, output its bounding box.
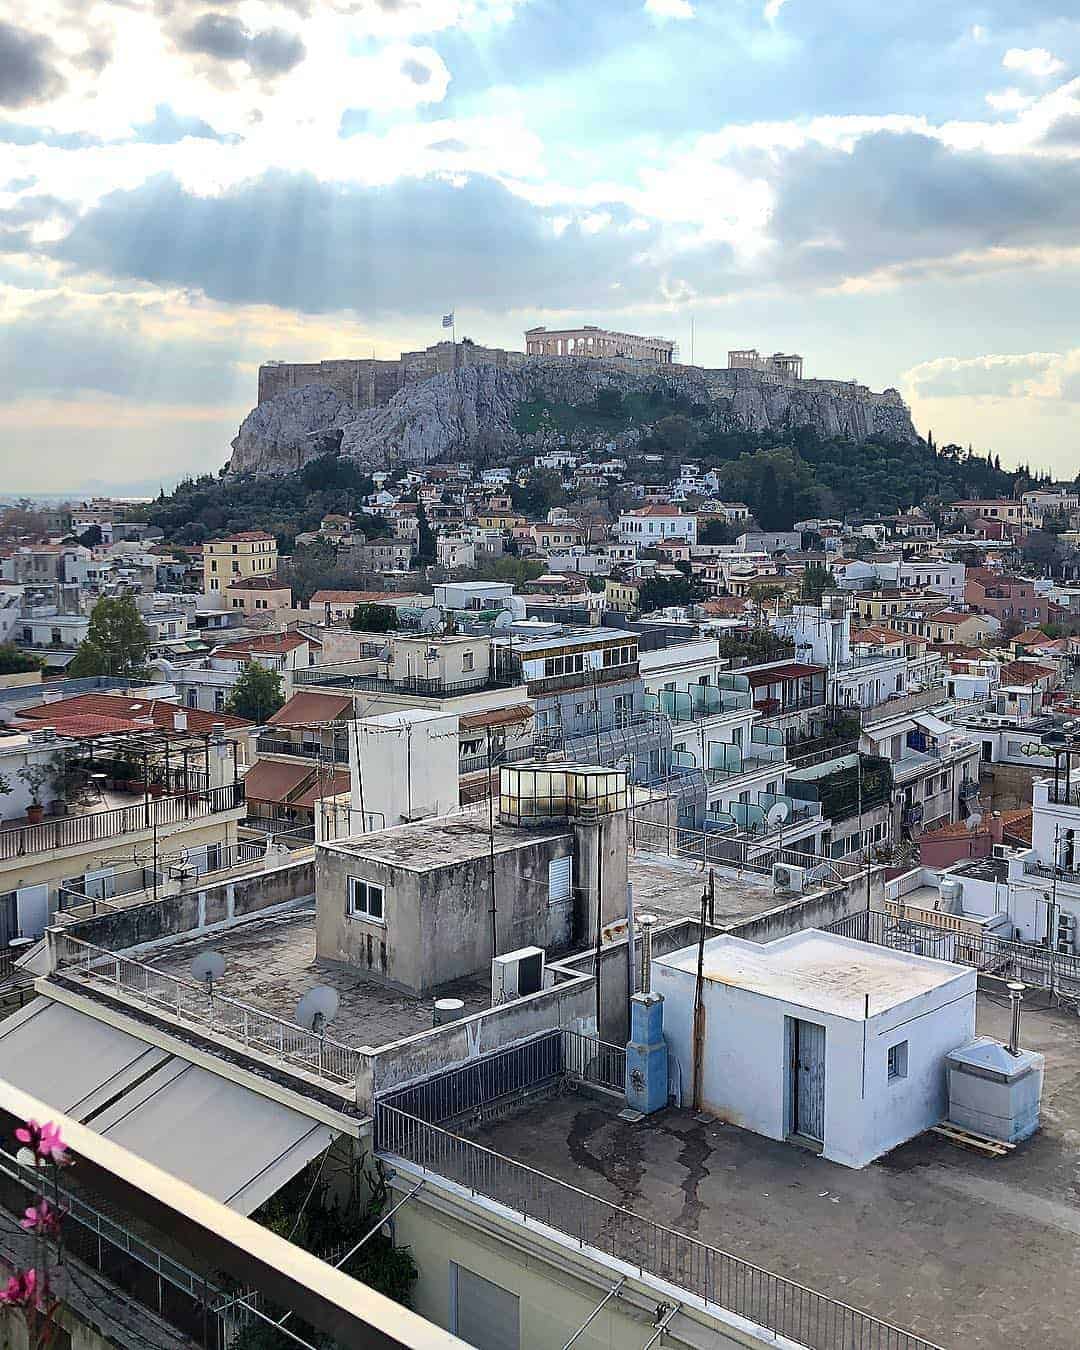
[26,805,43,824]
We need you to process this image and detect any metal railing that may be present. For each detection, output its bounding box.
[375,1106,942,1350]
[631,815,864,882]
[256,735,349,763]
[0,1149,230,1348]
[522,661,639,697]
[51,932,361,1088]
[0,782,245,862]
[1048,782,1080,807]
[825,909,1080,996]
[562,1029,626,1092]
[458,742,541,777]
[296,665,516,697]
[243,817,318,842]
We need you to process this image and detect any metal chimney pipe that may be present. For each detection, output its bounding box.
[638,912,657,995]
[1007,980,1025,1055]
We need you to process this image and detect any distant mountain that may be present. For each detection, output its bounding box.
[226,357,919,477]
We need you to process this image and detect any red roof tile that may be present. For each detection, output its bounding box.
[17,693,252,733]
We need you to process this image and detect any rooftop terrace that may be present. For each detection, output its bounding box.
[464,991,1080,1350]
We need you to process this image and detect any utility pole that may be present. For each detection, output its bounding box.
[692,882,708,1111]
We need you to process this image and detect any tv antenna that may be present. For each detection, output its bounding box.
[295,986,340,1036]
[190,951,226,994]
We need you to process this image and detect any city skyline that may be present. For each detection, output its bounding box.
[1,0,1079,488]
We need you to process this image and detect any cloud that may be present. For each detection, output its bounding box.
[1042,113,1080,146]
[400,55,432,84]
[1002,47,1066,80]
[0,118,101,147]
[131,103,237,143]
[903,351,1060,400]
[51,170,665,316]
[644,0,695,19]
[764,0,788,23]
[178,13,306,78]
[0,21,65,108]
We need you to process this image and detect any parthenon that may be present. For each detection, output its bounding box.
[524,325,676,364]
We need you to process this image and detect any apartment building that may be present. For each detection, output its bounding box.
[203,530,279,595]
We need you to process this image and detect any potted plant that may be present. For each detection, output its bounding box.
[17,765,48,824]
[45,753,95,816]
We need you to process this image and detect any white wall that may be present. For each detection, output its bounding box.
[653,938,976,1168]
[353,709,460,828]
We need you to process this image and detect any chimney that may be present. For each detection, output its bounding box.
[989,811,1004,846]
[638,912,657,995]
[1007,981,1025,1055]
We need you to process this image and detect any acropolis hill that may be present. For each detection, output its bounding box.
[230,331,917,477]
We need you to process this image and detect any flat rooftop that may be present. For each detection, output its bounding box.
[627,850,793,925]
[469,992,1080,1350]
[145,909,490,1049]
[325,811,569,872]
[658,930,969,1017]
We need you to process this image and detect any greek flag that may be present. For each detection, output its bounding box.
[442,312,454,328]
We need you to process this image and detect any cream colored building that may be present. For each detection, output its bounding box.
[203,531,278,596]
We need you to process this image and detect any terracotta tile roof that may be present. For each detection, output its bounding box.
[216,531,276,542]
[999,659,1056,685]
[745,662,826,687]
[625,505,687,517]
[852,626,909,645]
[226,575,290,591]
[1001,809,1032,845]
[267,692,354,726]
[309,590,402,606]
[17,693,252,733]
[212,633,308,658]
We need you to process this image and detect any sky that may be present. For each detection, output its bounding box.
[1,0,1079,492]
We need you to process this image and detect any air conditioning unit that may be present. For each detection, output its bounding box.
[772,863,807,894]
[491,946,545,1004]
[992,844,1010,859]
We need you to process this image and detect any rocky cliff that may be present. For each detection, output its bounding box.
[227,357,919,477]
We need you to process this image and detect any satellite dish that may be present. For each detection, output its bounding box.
[377,645,392,662]
[295,986,340,1034]
[966,812,983,830]
[191,951,226,988]
[419,607,444,632]
[767,801,791,827]
[494,611,514,632]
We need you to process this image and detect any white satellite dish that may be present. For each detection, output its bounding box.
[377,645,392,662]
[419,606,444,632]
[295,986,340,1034]
[966,812,983,830]
[494,611,514,632]
[766,801,791,827]
[191,951,226,989]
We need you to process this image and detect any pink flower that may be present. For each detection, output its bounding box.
[0,1268,40,1308]
[13,1120,68,1167]
[19,1199,59,1237]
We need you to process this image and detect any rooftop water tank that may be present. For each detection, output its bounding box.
[937,877,963,914]
[946,1037,1044,1143]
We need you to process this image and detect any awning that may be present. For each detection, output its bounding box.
[913,712,955,739]
[243,757,314,805]
[459,703,534,732]
[268,692,354,726]
[0,999,337,1215]
[745,662,826,687]
[289,769,350,811]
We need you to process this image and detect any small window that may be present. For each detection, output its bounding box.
[348,877,384,921]
[462,650,474,672]
[888,1041,908,1081]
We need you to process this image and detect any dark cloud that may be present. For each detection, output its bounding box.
[179,13,305,76]
[766,131,1080,285]
[132,102,238,142]
[1042,113,1080,146]
[0,299,242,404]
[0,21,65,108]
[51,170,667,316]
[400,56,430,84]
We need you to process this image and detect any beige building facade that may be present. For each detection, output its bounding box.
[203,531,278,595]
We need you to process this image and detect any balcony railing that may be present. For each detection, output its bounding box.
[523,660,639,697]
[0,783,245,862]
[458,741,540,777]
[296,666,516,697]
[50,931,361,1088]
[256,735,349,763]
[1048,782,1080,807]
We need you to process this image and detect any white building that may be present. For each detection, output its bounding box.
[617,506,697,547]
[653,930,977,1168]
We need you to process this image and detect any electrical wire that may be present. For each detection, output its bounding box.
[286,1139,334,1242]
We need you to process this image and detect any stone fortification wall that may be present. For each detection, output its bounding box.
[259,342,523,411]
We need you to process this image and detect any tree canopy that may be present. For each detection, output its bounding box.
[66,597,150,679]
[225,661,285,724]
[349,604,396,632]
